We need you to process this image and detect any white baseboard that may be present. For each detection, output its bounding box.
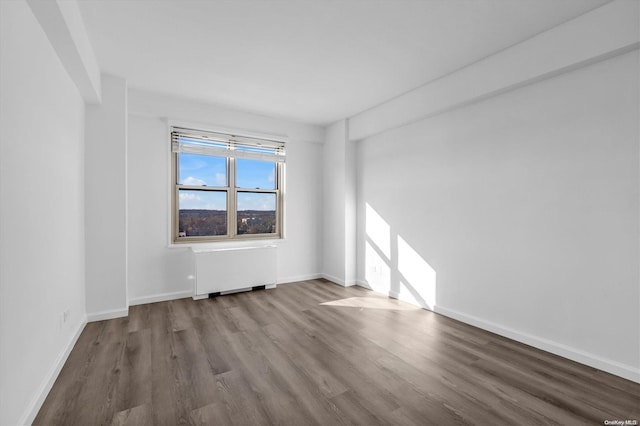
[277,273,323,284]
[322,273,344,286]
[129,290,193,306]
[192,294,209,301]
[322,273,357,287]
[356,280,434,311]
[272,273,357,286]
[434,305,640,383]
[20,315,87,426]
[355,280,640,383]
[86,307,129,322]
[356,279,371,289]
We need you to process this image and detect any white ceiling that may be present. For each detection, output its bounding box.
[78,0,608,126]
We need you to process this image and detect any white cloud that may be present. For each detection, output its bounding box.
[267,169,275,184]
[178,191,203,209]
[215,173,226,186]
[182,176,206,186]
[237,193,276,211]
[179,192,201,202]
[179,191,226,210]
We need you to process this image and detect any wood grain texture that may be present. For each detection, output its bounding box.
[34,279,640,425]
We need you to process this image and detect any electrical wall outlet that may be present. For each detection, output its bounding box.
[59,309,70,330]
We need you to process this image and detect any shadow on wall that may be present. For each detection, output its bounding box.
[364,203,437,310]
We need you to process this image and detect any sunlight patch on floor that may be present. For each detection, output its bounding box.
[320,296,420,311]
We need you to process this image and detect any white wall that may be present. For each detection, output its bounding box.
[349,0,640,141]
[356,50,639,381]
[0,1,87,424]
[127,91,324,304]
[85,75,128,319]
[128,89,323,144]
[323,121,347,283]
[25,0,101,103]
[345,131,357,285]
[322,120,357,285]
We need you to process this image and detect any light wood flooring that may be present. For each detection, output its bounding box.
[35,279,640,425]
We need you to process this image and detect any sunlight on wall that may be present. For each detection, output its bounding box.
[397,235,437,309]
[365,240,391,288]
[366,203,391,259]
[363,202,438,311]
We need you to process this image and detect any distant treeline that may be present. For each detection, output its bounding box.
[179,209,276,237]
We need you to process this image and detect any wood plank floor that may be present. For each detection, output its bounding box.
[35,279,640,425]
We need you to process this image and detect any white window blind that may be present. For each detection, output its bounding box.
[171,126,286,163]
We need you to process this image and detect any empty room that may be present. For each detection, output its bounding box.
[1,0,639,425]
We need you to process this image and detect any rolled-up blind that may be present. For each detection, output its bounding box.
[171,126,286,163]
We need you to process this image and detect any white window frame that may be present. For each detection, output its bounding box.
[170,125,286,244]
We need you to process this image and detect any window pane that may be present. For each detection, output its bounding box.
[236,159,276,189]
[178,153,227,187]
[178,189,227,237]
[237,192,276,235]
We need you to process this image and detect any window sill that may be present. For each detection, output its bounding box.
[167,238,284,251]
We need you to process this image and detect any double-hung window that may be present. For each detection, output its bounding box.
[171,127,285,243]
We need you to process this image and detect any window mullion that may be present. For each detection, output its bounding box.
[277,162,283,236]
[235,188,278,194]
[173,152,178,242]
[228,157,236,238]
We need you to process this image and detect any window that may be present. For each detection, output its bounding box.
[171,127,285,243]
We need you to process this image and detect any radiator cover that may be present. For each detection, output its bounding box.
[192,245,277,296]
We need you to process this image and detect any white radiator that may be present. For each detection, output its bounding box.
[192,245,277,297]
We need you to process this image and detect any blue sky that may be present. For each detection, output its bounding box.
[178,154,276,210]
[178,190,276,211]
[178,154,226,187]
[237,192,276,211]
[179,190,227,210]
[236,158,275,189]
